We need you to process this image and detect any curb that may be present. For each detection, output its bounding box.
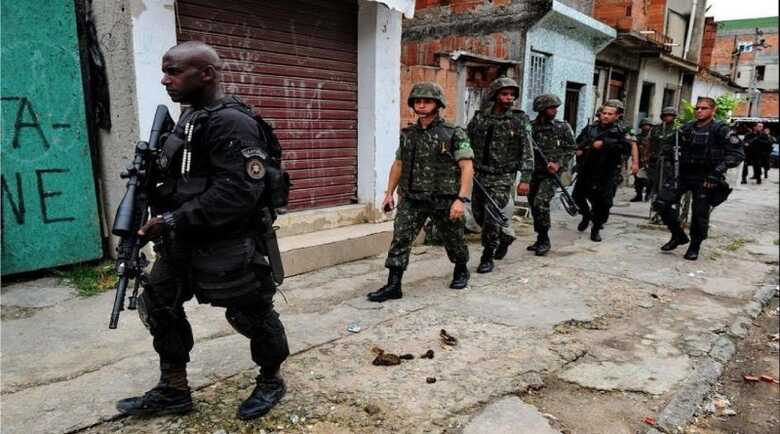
[646,282,779,434]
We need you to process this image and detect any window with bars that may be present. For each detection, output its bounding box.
[528,51,549,104]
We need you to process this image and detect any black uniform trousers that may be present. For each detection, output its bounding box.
[658,167,712,243]
[741,154,762,182]
[139,239,289,373]
[572,176,615,228]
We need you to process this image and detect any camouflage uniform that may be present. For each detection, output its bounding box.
[632,118,653,200]
[467,78,534,254]
[529,95,576,235]
[369,82,473,303]
[386,115,474,270]
[647,111,678,197]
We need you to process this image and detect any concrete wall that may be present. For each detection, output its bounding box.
[631,57,682,125]
[691,75,738,101]
[522,1,614,132]
[357,1,403,216]
[91,0,140,245]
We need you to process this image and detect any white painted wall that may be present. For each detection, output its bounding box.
[691,76,738,101]
[357,1,402,214]
[130,0,179,137]
[632,58,682,126]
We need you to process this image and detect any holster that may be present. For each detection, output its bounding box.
[707,180,732,208]
[257,207,285,285]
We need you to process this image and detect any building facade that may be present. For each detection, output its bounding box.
[700,16,779,118]
[591,0,707,127]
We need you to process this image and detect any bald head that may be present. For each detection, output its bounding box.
[166,41,222,70]
[161,41,224,106]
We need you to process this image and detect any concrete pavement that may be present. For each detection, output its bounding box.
[1,172,778,434]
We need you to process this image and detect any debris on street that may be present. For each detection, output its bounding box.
[426,377,437,384]
[420,349,435,359]
[440,329,458,346]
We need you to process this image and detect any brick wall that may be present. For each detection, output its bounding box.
[707,31,779,78]
[759,91,779,117]
[699,17,716,68]
[402,33,511,66]
[592,0,649,32]
[400,57,459,126]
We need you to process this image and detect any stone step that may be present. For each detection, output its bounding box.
[279,221,394,277]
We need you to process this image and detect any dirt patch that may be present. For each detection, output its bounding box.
[521,376,664,434]
[686,296,780,434]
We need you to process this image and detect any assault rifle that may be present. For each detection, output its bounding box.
[472,176,510,228]
[109,105,174,329]
[526,132,579,216]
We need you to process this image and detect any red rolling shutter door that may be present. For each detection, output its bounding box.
[176,0,358,210]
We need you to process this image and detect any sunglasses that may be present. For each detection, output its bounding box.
[694,106,712,111]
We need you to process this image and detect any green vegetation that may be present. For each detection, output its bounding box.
[677,95,743,126]
[54,261,117,297]
[723,238,749,252]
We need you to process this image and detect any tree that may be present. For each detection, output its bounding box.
[677,95,743,126]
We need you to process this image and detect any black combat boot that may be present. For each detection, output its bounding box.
[534,232,551,256]
[630,193,643,202]
[238,370,286,420]
[116,367,193,416]
[577,215,590,232]
[684,241,701,260]
[590,225,602,242]
[660,230,690,251]
[367,267,403,302]
[494,237,514,260]
[477,249,495,274]
[449,263,470,289]
[526,240,540,251]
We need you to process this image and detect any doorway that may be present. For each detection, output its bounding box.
[564,82,584,132]
[638,81,655,122]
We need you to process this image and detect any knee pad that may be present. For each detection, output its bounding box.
[136,290,155,331]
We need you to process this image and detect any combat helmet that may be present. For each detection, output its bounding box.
[605,99,625,112]
[533,94,562,112]
[639,117,653,127]
[660,106,677,117]
[408,81,447,108]
[487,77,520,101]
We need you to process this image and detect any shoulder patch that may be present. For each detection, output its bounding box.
[246,158,266,180]
[241,147,268,160]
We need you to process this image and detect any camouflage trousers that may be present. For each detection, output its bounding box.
[385,197,468,269]
[472,179,514,250]
[528,174,556,233]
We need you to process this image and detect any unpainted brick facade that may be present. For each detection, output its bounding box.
[400,0,550,126]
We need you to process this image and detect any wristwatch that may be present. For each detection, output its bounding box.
[456,196,471,204]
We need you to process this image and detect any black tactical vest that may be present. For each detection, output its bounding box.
[679,121,726,167]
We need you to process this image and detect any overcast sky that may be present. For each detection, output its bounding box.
[706,0,779,21]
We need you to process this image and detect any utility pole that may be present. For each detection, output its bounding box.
[747,27,766,117]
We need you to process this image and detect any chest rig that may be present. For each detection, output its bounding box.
[679,121,725,166]
[398,120,460,197]
[470,111,526,174]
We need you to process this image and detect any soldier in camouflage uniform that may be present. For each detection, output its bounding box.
[527,94,576,256]
[631,118,654,202]
[367,82,475,302]
[647,107,678,203]
[466,77,534,273]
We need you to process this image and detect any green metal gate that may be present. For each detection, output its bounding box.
[1,0,103,275]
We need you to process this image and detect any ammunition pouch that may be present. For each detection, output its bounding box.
[264,165,291,210]
[190,237,258,306]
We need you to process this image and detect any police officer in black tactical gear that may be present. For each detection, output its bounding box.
[116,41,290,420]
[654,97,744,260]
[573,101,635,242]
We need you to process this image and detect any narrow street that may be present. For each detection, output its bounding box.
[2,176,778,434]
